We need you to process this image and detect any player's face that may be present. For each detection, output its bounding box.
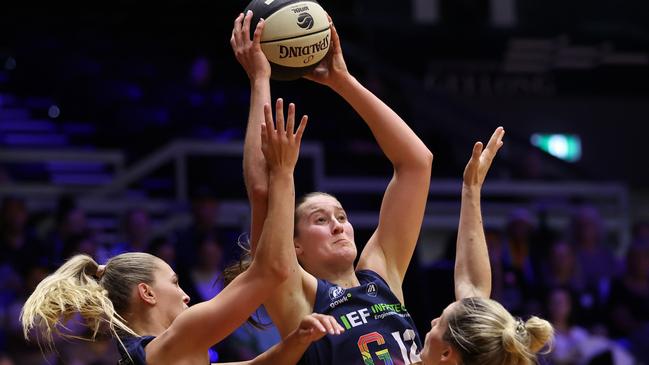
[295,194,356,270]
[420,302,457,365]
[152,259,190,328]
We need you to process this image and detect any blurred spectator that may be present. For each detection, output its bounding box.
[605,242,649,363]
[45,195,88,265]
[185,235,225,303]
[499,208,539,315]
[538,240,603,328]
[0,196,43,271]
[2,263,56,364]
[567,205,620,297]
[631,219,649,245]
[147,235,178,269]
[175,186,236,275]
[540,240,586,292]
[544,287,590,364]
[104,208,153,261]
[543,287,635,365]
[216,306,282,362]
[61,229,101,261]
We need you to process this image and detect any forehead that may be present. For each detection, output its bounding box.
[301,195,343,213]
[154,258,175,277]
[441,301,458,320]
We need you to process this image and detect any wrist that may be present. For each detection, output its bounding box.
[250,74,271,85]
[268,168,294,178]
[329,72,355,93]
[462,185,482,196]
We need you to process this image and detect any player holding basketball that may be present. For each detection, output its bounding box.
[21,93,345,365]
[232,10,432,364]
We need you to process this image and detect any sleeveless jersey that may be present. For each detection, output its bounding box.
[117,335,218,364]
[117,336,155,365]
[301,270,422,365]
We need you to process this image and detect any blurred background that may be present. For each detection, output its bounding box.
[1,0,648,364]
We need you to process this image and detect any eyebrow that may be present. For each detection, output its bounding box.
[307,207,345,217]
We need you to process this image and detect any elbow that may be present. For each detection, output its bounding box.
[262,261,291,286]
[247,258,291,286]
[249,183,269,204]
[270,262,291,283]
[397,149,433,175]
[421,149,434,171]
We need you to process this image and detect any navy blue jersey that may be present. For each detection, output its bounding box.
[117,335,155,365]
[117,335,219,364]
[301,270,422,365]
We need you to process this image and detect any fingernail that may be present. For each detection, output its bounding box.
[247,10,252,16]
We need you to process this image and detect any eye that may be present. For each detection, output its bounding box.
[337,214,347,222]
[315,216,327,224]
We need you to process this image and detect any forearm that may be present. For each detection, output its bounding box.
[454,186,491,299]
[247,330,309,365]
[331,75,432,171]
[245,78,271,252]
[252,170,295,277]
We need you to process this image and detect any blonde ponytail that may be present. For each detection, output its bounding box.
[20,254,151,349]
[444,297,554,365]
[525,316,554,354]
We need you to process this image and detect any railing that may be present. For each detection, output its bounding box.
[0,142,630,259]
[86,140,325,201]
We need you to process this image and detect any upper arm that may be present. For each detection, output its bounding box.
[264,265,318,339]
[357,166,431,294]
[146,265,277,360]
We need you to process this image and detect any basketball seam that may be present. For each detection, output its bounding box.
[260,26,330,44]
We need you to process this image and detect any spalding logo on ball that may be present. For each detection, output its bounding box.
[244,0,331,81]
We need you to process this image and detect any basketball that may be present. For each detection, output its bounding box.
[244,0,331,81]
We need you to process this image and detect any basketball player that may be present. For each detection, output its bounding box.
[415,127,554,365]
[20,102,344,365]
[232,11,432,364]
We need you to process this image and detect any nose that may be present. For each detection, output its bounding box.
[331,218,344,234]
[182,291,190,305]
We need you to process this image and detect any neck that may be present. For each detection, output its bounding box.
[128,310,167,337]
[311,264,360,288]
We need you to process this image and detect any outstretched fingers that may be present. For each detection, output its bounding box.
[275,98,285,134]
[295,115,308,143]
[286,103,295,138]
[483,126,505,161]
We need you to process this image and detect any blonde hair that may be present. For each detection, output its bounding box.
[444,297,554,365]
[20,253,159,350]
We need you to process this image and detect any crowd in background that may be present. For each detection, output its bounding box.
[0,190,648,364]
[1,3,648,364]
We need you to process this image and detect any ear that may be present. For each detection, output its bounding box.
[294,240,304,256]
[439,343,457,364]
[137,283,156,306]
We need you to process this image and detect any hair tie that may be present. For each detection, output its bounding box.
[96,265,106,279]
[515,317,527,335]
